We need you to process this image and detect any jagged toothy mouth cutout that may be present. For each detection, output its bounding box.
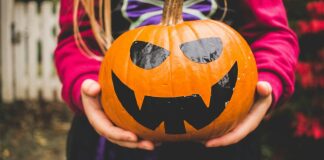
[112,62,238,134]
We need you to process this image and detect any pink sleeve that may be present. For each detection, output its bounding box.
[54,0,101,113]
[238,0,299,107]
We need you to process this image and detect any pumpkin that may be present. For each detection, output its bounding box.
[99,0,257,141]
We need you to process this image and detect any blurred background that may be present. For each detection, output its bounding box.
[0,0,323,159]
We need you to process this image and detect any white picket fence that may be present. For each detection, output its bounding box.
[1,0,62,103]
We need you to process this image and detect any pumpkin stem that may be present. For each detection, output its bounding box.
[161,0,184,26]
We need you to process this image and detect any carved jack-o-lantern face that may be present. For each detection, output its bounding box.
[99,19,257,141]
[112,37,238,135]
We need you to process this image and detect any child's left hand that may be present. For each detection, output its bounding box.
[81,79,155,150]
[204,81,272,147]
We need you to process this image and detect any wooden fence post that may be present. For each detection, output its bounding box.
[13,3,28,100]
[41,2,54,100]
[26,1,40,100]
[1,0,14,102]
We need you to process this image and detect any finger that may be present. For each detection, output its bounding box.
[206,93,272,147]
[139,140,155,150]
[256,81,272,97]
[108,139,154,150]
[81,80,138,142]
[84,97,138,141]
[109,139,140,149]
[81,79,101,97]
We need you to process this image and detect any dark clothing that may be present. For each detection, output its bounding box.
[67,116,261,160]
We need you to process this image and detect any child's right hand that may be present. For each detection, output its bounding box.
[81,79,155,150]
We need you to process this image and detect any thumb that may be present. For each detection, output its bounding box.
[81,79,101,97]
[256,81,272,97]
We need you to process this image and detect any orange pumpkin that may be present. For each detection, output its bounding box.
[99,0,257,141]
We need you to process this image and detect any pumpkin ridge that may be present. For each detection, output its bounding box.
[179,22,203,95]
[124,27,146,87]
[200,20,224,92]
[203,20,237,65]
[183,22,215,97]
[167,26,175,97]
[113,27,147,130]
[146,26,164,96]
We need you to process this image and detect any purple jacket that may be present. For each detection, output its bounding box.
[55,0,299,113]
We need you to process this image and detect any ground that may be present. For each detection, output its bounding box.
[1,100,323,160]
[0,101,73,160]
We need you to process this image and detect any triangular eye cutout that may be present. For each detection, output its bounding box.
[130,41,170,69]
[180,37,223,64]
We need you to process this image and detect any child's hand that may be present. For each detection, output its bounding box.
[81,79,155,150]
[205,81,272,147]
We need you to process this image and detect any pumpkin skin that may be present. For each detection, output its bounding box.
[99,20,257,141]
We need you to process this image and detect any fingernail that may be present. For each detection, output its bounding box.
[205,143,212,147]
[143,145,153,150]
[206,144,216,148]
[139,143,153,150]
[205,142,216,148]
